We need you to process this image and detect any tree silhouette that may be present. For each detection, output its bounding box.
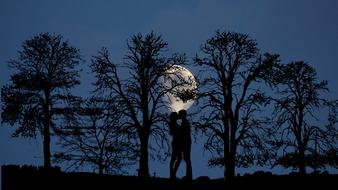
[54,97,136,174]
[90,32,187,178]
[1,33,81,168]
[194,30,279,178]
[268,61,338,174]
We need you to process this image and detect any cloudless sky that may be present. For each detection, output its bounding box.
[1,0,338,180]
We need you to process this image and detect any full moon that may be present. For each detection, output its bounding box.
[162,65,197,112]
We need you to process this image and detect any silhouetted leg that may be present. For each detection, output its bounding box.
[169,148,177,179]
[183,144,192,180]
[173,152,182,178]
[170,142,181,179]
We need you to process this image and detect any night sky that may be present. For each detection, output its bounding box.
[1,0,338,180]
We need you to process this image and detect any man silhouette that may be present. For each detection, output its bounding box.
[177,109,192,180]
[169,112,181,179]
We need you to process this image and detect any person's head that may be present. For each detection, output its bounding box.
[178,109,187,119]
[170,112,178,122]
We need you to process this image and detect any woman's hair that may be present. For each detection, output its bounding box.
[170,112,178,123]
[169,112,178,135]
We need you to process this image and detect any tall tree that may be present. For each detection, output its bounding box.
[269,61,338,174]
[90,32,187,177]
[194,30,278,178]
[55,97,136,174]
[1,33,81,168]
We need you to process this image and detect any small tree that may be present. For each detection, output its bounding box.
[194,30,279,178]
[1,33,81,168]
[269,61,338,174]
[90,32,188,177]
[55,97,136,174]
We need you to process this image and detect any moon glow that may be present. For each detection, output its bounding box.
[162,65,197,112]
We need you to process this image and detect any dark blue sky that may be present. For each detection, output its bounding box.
[1,0,338,179]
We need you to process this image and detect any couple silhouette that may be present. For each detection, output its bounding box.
[169,110,192,180]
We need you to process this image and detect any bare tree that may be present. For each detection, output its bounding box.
[90,32,188,177]
[1,33,81,168]
[194,30,279,178]
[55,97,136,174]
[269,61,338,174]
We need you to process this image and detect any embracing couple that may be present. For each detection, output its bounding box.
[169,110,192,180]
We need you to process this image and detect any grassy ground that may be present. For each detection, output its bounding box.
[2,165,337,190]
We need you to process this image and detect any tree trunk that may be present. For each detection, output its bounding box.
[43,116,51,169]
[138,133,150,178]
[43,92,51,169]
[224,158,235,179]
[224,121,237,179]
[224,149,233,179]
[228,151,236,179]
[229,122,237,179]
[225,148,236,179]
[99,154,104,174]
[223,123,230,179]
[224,149,228,179]
[99,165,104,175]
[298,147,306,174]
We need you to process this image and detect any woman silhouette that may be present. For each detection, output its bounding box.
[169,112,181,179]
